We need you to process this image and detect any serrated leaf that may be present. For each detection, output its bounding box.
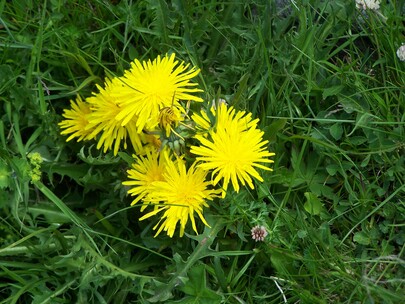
[44,162,90,184]
[179,264,205,295]
[179,264,223,303]
[147,0,175,43]
[28,204,71,224]
[147,217,225,302]
[78,146,121,165]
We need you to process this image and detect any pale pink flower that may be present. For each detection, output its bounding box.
[251,225,268,242]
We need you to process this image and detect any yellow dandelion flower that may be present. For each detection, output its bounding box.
[139,158,219,238]
[59,95,94,142]
[114,53,203,132]
[190,104,275,196]
[191,107,213,131]
[86,78,143,155]
[192,102,259,133]
[122,149,168,210]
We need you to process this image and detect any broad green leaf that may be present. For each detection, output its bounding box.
[297,230,308,238]
[353,231,370,245]
[346,136,367,146]
[179,263,222,303]
[263,119,287,143]
[347,112,376,137]
[360,154,371,167]
[0,162,10,189]
[304,192,323,215]
[329,123,343,140]
[322,85,344,99]
[326,164,339,176]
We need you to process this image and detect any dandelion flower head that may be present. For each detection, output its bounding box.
[113,53,203,132]
[59,95,94,142]
[191,103,275,196]
[192,102,259,133]
[139,158,220,237]
[85,78,143,155]
[158,105,184,137]
[123,149,168,210]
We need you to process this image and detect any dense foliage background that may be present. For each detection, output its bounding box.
[1,0,404,303]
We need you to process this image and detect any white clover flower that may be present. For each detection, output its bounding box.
[396,44,405,62]
[251,225,268,242]
[355,0,380,10]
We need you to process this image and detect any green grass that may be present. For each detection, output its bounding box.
[1,0,404,303]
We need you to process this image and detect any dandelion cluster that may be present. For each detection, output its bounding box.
[59,53,275,237]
